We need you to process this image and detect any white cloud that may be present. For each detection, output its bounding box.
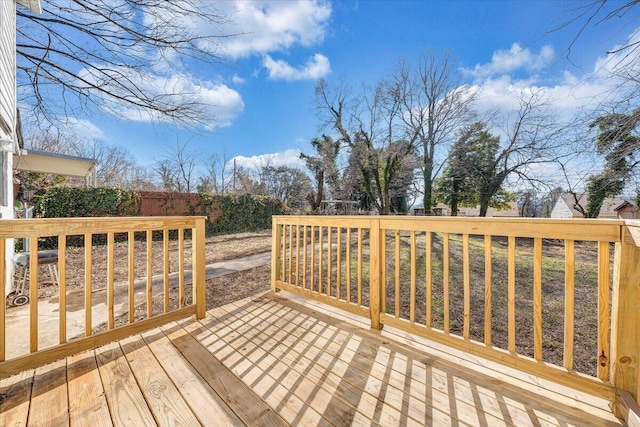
[62,118,105,141]
[462,43,555,79]
[263,53,331,81]
[465,27,640,123]
[221,1,332,59]
[231,74,246,84]
[232,148,305,171]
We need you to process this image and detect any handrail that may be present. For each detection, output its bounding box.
[272,215,640,407]
[0,216,206,378]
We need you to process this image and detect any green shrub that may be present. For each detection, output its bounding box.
[33,187,139,218]
[188,193,284,235]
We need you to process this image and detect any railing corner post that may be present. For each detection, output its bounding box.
[611,220,640,405]
[369,217,383,330]
[271,217,281,294]
[193,217,206,320]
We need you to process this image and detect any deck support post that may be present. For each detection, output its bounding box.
[271,218,281,293]
[611,220,640,410]
[193,218,206,320]
[369,218,383,330]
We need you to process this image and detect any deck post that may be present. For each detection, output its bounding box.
[271,217,281,293]
[193,217,206,320]
[369,218,383,330]
[611,220,640,406]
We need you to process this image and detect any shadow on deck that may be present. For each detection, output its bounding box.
[0,291,625,426]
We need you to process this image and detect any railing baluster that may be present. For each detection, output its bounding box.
[271,221,281,294]
[508,235,516,353]
[598,240,611,381]
[533,237,543,361]
[328,227,333,297]
[357,228,363,306]
[107,232,115,330]
[564,239,575,371]
[310,226,316,292]
[443,232,450,333]
[369,218,382,330]
[463,233,470,339]
[319,226,323,294]
[280,225,286,283]
[295,225,300,287]
[484,235,492,346]
[29,237,38,352]
[84,233,92,337]
[288,225,293,284]
[426,231,432,328]
[303,225,308,289]
[163,229,169,313]
[58,235,67,344]
[381,229,387,314]
[410,231,416,324]
[178,228,185,308]
[337,227,342,299]
[146,230,153,318]
[395,230,401,318]
[128,231,135,323]
[346,228,352,302]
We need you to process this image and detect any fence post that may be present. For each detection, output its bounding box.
[193,217,206,320]
[611,220,640,405]
[271,217,281,293]
[369,218,383,330]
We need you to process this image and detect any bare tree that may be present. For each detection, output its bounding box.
[477,90,565,216]
[198,153,233,195]
[300,135,341,212]
[396,50,478,212]
[261,166,312,206]
[315,77,419,214]
[155,140,202,192]
[16,1,232,125]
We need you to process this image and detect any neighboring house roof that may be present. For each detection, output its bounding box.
[458,201,520,217]
[556,193,637,218]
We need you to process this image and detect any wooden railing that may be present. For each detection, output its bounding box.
[0,216,206,378]
[272,215,640,408]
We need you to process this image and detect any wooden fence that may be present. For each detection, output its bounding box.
[272,215,640,407]
[0,216,206,378]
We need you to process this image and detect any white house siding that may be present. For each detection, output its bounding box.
[0,0,16,142]
[0,1,16,293]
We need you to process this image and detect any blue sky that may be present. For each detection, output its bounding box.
[53,0,639,181]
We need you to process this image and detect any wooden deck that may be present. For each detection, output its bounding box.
[0,291,625,426]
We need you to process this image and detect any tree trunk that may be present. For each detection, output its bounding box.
[450,179,460,216]
[479,197,490,217]
[423,161,434,213]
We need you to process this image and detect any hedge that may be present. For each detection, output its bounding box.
[32,187,284,236]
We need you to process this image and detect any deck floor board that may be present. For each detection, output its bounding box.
[0,292,627,426]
